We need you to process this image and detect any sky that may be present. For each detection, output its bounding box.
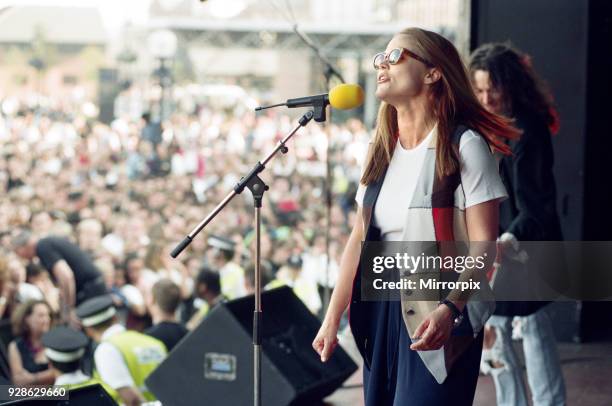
[0,0,152,35]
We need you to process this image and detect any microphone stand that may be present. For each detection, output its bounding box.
[171,109,317,406]
[292,24,345,315]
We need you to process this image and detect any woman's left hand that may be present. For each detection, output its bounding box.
[410,305,454,351]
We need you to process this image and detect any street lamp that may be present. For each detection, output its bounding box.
[147,29,178,122]
[117,47,137,82]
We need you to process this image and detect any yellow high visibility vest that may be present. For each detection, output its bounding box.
[220,262,246,299]
[92,370,120,404]
[96,331,167,402]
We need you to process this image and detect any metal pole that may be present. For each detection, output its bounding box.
[323,102,332,313]
[254,204,262,406]
[159,58,165,122]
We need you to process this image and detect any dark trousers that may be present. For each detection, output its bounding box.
[76,276,107,305]
[362,300,483,406]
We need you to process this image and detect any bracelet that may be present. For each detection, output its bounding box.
[439,299,461,318]
[0,296,7,306]
[439,299,464,328]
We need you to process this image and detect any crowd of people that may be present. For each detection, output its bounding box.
[0,91,368,403]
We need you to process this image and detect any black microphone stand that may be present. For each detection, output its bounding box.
[171,109,319,406]
[292,24,345,315]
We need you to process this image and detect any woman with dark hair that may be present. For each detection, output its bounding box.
[313,28,519,405]
[470,43,566,406]
[8,300,56,385]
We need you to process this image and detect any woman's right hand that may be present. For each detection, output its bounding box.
[312,320,340,362]
[312,206,364,363]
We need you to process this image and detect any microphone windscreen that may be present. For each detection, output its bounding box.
[329,84,364,110]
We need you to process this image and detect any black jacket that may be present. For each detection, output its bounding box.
[495,110,563,316]
[499,111,563,241]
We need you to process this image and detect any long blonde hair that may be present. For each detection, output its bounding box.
[361,28,520,185]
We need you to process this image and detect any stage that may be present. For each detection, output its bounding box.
[323,341,612,405]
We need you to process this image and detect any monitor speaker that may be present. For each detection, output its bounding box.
[146,287,358,406]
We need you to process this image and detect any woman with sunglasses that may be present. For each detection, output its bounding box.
[313,28,519,405]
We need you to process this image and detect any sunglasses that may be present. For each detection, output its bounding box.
[373,47,433,70]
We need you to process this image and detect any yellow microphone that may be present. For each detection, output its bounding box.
[255,84,365,112]
[328,84,365,110]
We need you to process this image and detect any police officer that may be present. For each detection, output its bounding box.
[76,295,166,406]
[208,235,246,300]
[265,254,321,314]
[42,326,100,390]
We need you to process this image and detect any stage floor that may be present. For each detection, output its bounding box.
[323,341,612,405]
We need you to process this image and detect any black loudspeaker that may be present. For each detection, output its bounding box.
[0,384,116,405]
[146,287,357,406]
